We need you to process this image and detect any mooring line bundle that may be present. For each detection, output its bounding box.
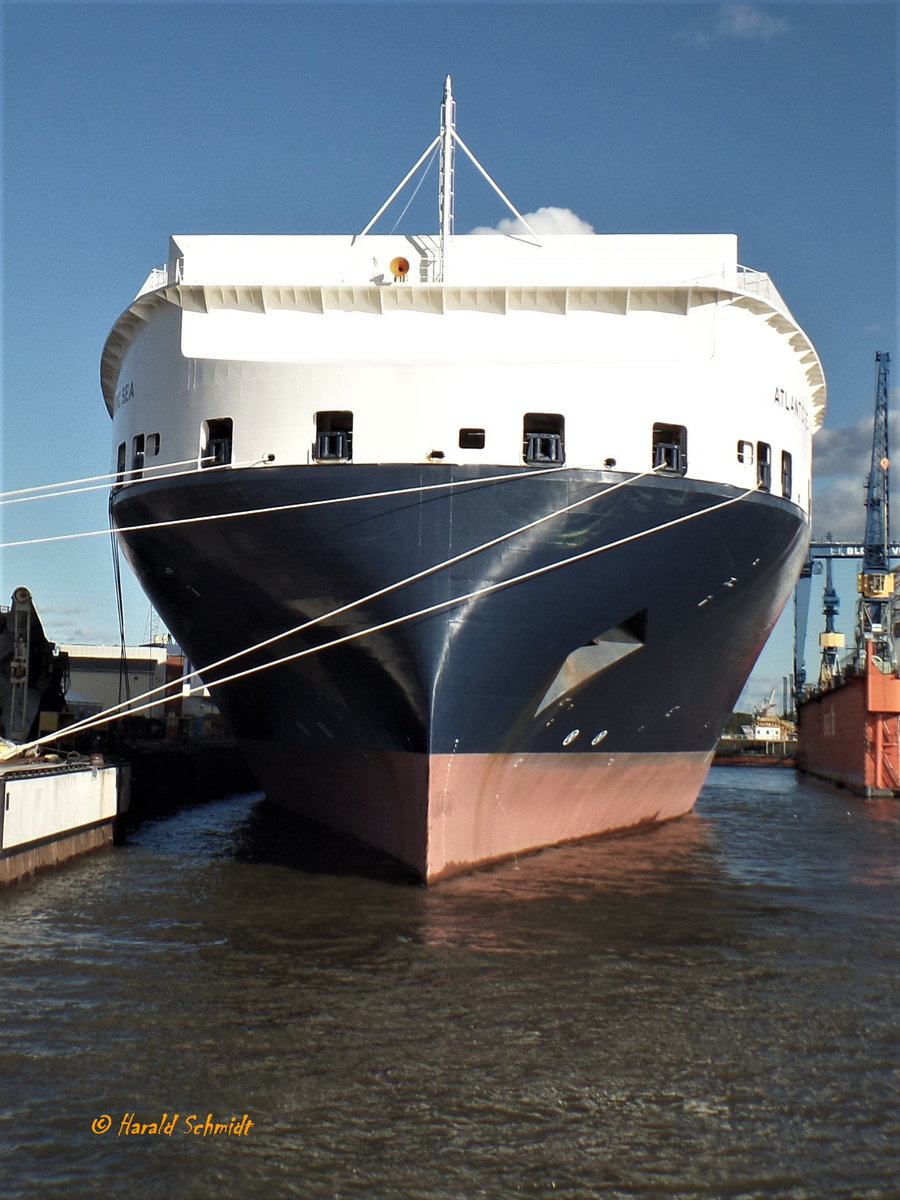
[1,461,578,550]
[1,470,753,761]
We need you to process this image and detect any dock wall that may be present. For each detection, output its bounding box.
[0,763,127,886]
[0,821,114,885]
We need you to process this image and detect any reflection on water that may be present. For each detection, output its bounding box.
[2,768,898,1199]
[416,815,720,953]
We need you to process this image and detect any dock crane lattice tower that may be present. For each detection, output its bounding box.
[818,533,844,687]
[857,351,893,665]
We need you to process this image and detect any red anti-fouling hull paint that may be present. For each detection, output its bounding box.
[235,742,711,880]
[425,749,712,880]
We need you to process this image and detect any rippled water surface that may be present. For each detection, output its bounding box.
[2,767,898,1199]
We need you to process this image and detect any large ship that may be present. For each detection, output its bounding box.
[101,79,825,880]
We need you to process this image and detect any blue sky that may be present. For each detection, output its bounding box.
[2,1,897,710]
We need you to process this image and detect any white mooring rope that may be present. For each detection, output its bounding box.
[1,478,755,761]
[7,468,652,750]
[0,458,263,507]
[0,462,578,550]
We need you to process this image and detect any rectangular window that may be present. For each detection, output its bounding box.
[781,450,793,499]
[757,441,771,491]
[737,439,754,465]
[146,433,161,456]
[201,418,233,468]
[116,442,127,484]
[314,411,353,462]
[459,428,485,450]
[524,413,565,465]
[652,424,687,475]
[131,433,145,480]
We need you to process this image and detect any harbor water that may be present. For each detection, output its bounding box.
[2,767,898,1199]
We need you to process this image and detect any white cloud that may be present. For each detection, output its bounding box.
[812,476,866,540]
[811,406,900,538]
[470,206,594,236]
[812,415,874,480]
[680,4,789,47]
[718,4,788,41]
[33,604,121,647]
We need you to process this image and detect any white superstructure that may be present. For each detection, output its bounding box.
[103,231,823,512]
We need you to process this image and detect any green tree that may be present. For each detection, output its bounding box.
[722,711,752,736]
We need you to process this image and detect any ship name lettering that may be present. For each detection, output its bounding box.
[773,386,808,429]
[116,380,135,411]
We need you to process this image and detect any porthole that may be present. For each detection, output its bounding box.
[459,428,485,449]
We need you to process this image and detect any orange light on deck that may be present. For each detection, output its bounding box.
[390,256,410,281]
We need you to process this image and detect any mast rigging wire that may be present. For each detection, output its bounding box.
[389,145,439,234]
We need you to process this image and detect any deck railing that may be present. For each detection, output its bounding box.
[736,264,787,309]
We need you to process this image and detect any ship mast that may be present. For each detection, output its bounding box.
[439,75,456,276]
[356,76,540,269]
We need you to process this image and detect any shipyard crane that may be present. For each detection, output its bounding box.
[792,556,817,701]
[792,353,895,705]
[857,351,893,665]
[818,533,845,686]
